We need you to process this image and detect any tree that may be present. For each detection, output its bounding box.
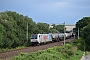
[81,23,90,50]
[76,17,90,51]
[76,17,90,36]
[49,29,59,33]
[55,24,64,33]
[0,10,37,48]
[49,24,64,33]
[37,22,49,33]
[0,24,4,47]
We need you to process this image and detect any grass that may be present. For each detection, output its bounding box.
[11,43,84,60]
[0,46,25,52]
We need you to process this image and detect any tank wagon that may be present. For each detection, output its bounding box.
[51,33,59,42]
[30,33,72,45]
[58,33,64,40]
[65,33,72,39]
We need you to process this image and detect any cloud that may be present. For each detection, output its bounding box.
[32,1,70,12]
[26,0,90,18]
[31,0,90,12]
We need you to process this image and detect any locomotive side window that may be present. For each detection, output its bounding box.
[31,34,37,39]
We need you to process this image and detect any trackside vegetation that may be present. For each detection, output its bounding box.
[0,10,64,49]
[76,17,90,51]
[12,43,83,60]
[0,46,25,52]
[0,10,89,52]
[0,10,89,59]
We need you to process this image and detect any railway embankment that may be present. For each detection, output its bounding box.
[0,38,74,60]
[11,40,83,60]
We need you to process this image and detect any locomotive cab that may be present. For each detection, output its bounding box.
[30,34,38,43]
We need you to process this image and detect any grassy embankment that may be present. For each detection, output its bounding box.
[11,42,84,60]
[0,46,25,52]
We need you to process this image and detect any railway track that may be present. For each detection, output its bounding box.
[0,38,75,60]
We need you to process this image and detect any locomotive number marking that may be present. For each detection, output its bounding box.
[43,36,48,39]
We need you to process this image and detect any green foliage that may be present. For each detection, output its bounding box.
[81,24,90,50]
[76,17,90,36]
[76,17,90,51]
[0,46,25,52]
[12,43,83,60]
[76,38,84,50]
[0,24,4,47]
[0,11,37,48]
[0,10,65,49]
[70,50,83,60]
[13,52,27,60]
[37,22,50,33]
[49,24,64,33]
[54,24,64,33]
[49,29,59,33]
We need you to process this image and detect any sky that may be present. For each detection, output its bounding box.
[0,0,90,25]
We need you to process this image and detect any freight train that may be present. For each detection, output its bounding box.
[30,32,73,45]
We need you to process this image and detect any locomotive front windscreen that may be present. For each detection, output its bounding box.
[31,34,37,39]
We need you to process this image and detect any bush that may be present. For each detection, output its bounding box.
[12,43,83,60]
[76,38,84,50]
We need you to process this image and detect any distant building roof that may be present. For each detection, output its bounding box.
[65,25,75,31]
